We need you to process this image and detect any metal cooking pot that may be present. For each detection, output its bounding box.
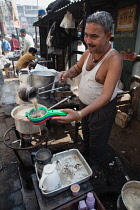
[11,104,46,134]
[121,181,140,210]
[30,70,56,99]
[116,157,140,210]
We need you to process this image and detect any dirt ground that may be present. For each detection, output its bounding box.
[109,118,140,175]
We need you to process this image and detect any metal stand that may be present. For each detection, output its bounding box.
[3,126,49,184]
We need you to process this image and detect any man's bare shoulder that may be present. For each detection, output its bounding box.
[82,49,89,58]
[78,49,89,63]
[106,49,123,75]
[73,49,89,71]
[109,49,122,61]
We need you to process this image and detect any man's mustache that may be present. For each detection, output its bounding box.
[87,44,96,47]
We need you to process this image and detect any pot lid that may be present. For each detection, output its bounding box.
[19,68,29,74]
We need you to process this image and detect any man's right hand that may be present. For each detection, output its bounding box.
[58,71,69,82]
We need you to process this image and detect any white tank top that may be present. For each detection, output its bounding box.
[78,48,118,105]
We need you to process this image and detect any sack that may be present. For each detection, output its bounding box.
[48,46,63,55]
[50,23,70,49]
[60,11,75,28]
[46,0,70,13]
[115,110,129,128]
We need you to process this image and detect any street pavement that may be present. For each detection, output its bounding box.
[0,107,25,209]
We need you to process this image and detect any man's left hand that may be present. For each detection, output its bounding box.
[52,108,79,123]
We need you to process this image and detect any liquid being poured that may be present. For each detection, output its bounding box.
[30,98,40,116]
[30,97,42,135]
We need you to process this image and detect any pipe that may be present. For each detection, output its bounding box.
[49,96,72,109]
[39,87,63,94]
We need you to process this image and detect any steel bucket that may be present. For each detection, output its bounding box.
[30,70,56,99]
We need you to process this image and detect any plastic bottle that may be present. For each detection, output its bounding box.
[86,192,95,210]
[78,200,88,210]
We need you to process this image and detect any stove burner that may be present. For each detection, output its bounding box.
[4,126,48,150]
[3,125,49,187]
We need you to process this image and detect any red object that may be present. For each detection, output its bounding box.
[10,37,20,51]
[120,51,137,61]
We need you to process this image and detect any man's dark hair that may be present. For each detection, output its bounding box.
[0,35,3,39]
[12,34,16,38]
[20,29,26,33]
[29,47,37,53]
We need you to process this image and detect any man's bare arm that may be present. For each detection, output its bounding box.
[58,50,88,81]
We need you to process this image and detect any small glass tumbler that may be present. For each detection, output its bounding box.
[70,184,80,196]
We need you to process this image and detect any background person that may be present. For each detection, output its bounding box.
[16,47,37,75]
[10,34,20,51]
[20,29,34,54]
[0,35,11,53]
[54,11,123,174]
[0,51,11,77]
[0,47,4,84]
[3,34,11,42]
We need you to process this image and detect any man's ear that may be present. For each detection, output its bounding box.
[106,32,111,41]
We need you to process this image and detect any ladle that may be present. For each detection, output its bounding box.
[25,96,72,125]
[18,86,62,102]
[39,79,61,90]
[18,87,38,102]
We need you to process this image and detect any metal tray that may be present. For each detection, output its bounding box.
[35,149,92,197]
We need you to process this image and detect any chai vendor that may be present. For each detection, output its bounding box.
[53,11,123,175]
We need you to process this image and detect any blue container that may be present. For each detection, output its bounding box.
[38,9,45,16]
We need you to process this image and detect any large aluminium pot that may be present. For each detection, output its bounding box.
[11,104,46,134]
[30,70,56,99]
[121,180,140,210]
[116,157,140,210]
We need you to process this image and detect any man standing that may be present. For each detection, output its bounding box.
[54,11,123,174]
[20,29,34,54]
[0,35,11,53]
[10,34,20,51]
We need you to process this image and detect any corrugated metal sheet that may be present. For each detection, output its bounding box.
[33,0,85,26]
[33,0,117,27]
